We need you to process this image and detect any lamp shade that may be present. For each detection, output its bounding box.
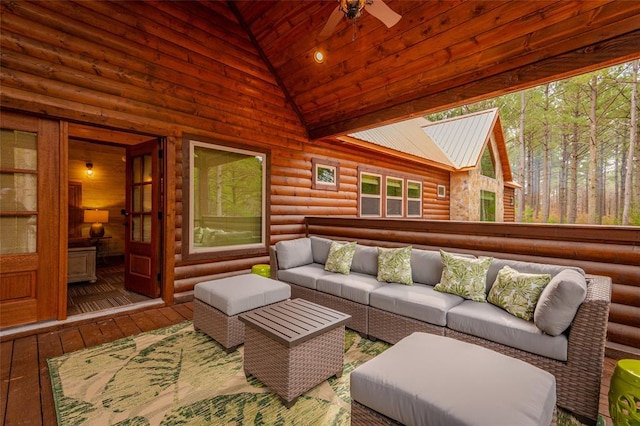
[84,209,109,223]
[84,209,109,238]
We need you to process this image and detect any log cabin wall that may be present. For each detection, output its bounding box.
[304,217,640,351]
[0,1,450,299]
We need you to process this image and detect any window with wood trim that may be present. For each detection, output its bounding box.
[184,138,267,259]
[480,190,496,221]
[407,180,422,217]
[386,177,404,217]
[359,172,382,217]
[312,158,339,191]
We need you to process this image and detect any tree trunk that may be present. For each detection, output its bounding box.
[567,95,580,223]
[559,133,569,223]
[622,60,638,225]
[588,74,599,224]
[542,84,551,222]
[517,91,526,222]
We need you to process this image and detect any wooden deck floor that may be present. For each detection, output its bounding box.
[0,301,617,425]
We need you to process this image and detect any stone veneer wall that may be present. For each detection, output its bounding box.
[449,135,505,221]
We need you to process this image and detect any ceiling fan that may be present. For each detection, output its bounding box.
[319,0,402,39]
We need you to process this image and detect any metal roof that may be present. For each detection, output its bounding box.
[422,108,498,169]
[349,117,454,167]
[347,108,499,171]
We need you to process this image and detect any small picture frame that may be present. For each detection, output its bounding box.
[437,184,446,198]
[312,158,340,191]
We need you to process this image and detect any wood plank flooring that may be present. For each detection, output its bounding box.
[0,301,617,425]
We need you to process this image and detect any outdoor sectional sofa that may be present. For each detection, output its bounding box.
[269,236,611,423]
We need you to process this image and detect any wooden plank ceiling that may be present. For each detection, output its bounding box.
[227,0,640,140]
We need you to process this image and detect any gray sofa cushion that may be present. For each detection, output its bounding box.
[310,236,332,264]
[351,332,556,426]
[277,263,330,290]
[370,283,464,326]
[486,258,584,292]
[194,274,290,316]
[275,238,313,269]
[447,300,568,361]
[411,249,474,286]
[316,272,386,304]
[534,269,587,336]
[351,244,378,275]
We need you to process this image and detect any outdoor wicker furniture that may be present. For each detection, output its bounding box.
[239,298,351,408]
[350,332,557,426]
[193,274,290,352]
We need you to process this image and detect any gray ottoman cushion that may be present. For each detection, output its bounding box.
[351,332,556,426]
[194,274,290,316]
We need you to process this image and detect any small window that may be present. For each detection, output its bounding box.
[386,177,403,217]
[184,138,267,259]
[437,184,446,198]
[480,190,496,221]
[312,158,339,191]
[360,172,381,217]
[480,146,496,178]
[407,180,422,217]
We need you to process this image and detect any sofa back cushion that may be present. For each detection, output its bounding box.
[486,259,584,292]
[534,269,587,336]
[275,237,313,269]
[351,244,379,275]
[411,249,475,286]
[310,236,333,264]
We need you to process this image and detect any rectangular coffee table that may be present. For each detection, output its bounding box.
[239,298,351,407]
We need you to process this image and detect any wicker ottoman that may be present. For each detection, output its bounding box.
[193,274,290,352]
[351,332,557,426]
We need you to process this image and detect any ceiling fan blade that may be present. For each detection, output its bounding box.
[365,0,401,28]
[319,6,345,38]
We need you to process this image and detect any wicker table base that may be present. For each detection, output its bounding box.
[240,299,351,408]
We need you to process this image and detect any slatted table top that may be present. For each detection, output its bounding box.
[239,298,351,348]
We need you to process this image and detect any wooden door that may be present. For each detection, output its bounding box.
[0,112,61,328]
[124,139,161,298]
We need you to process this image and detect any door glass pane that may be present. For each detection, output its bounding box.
[0,130,37,169]
[142,214,151,242]
[1,173,37,212]
[1,129,38,254]
[133,157,142,184]
[0,217,36,254]
[131,215,140,241]
[143,155,152,182]
[133,186,141,213]
[142,184,151,212]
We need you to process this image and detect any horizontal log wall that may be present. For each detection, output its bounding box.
[0,1,452,299]
[305,217,640,350]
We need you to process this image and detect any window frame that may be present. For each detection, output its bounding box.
[182,135,270,261]
[359,171,382,217]
[480,189,496,222]
[406,179,422,217]
[312,158,340,191]
[385,176,404,217]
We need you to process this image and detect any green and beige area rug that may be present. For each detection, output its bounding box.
[48,321,590,425]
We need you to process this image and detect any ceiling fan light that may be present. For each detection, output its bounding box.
[340,0,366,20]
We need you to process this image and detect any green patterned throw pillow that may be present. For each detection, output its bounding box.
[487,265,551,321]
[377,246,413,285]
[324,241,357,275]
[434,250,492,302]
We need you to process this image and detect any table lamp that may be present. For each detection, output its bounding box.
[84,209,109,238]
